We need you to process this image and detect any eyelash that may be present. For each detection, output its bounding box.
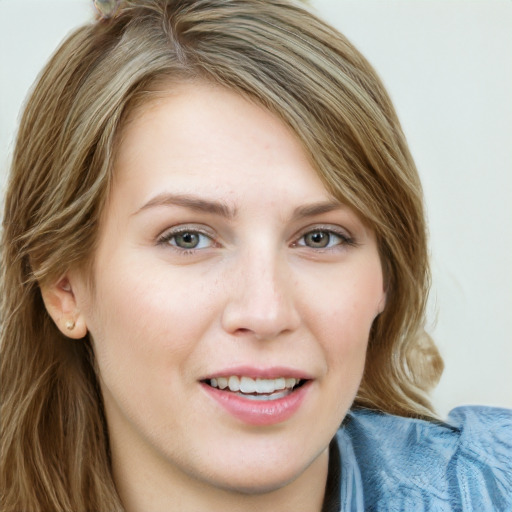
[157,225,356,255]
[293,227,356,251]
[157,227,215,255]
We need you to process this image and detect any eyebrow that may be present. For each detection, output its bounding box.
[292,201,345,219]
[135,193,344,220]
[134,193,237,219]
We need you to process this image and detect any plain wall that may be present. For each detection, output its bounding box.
[1,0,511,419]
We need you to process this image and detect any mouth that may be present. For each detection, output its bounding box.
[200,367,313,425]
[202,376,307,401]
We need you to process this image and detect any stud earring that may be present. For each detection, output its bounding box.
[65,320,76,331]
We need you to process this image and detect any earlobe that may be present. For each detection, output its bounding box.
[40,276,88,339]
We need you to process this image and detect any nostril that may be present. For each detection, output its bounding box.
[233,327,252,335]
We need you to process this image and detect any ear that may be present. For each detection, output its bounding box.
[40,276,88,339]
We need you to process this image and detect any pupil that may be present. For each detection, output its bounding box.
[177,232,199,248]
[307,231,329,248]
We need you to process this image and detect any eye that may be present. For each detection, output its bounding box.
[303,231,334,248]
[296,228,353,249]
[158,229,214,250]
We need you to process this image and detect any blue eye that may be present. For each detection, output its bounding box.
[159,230,213,250]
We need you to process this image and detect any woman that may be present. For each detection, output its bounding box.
[1,1,510,511]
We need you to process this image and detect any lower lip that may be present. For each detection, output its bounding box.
[201,381,312,426]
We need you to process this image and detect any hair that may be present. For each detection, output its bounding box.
[0,0,444,510]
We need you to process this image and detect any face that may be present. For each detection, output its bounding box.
[70,84,385,496]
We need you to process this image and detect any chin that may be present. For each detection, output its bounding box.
[196,446,324,496]
[208,468,302,496]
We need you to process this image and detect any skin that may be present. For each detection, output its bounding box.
[43,83,386,512]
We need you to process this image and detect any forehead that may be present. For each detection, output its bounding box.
[112,82,335,214]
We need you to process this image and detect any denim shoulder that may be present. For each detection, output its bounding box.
[334,406,512,512]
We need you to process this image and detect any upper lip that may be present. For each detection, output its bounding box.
[201,365,314,381]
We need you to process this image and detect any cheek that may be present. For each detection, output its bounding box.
[305,262,383,335]
[300,258,383,374]
[84,261,218,393]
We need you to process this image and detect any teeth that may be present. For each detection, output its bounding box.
[257,379,275,393]
[285,378,296,388]
[275,377,285,390]
[228,376,240,392]
[240,376,256,393]
[209,376,300,394]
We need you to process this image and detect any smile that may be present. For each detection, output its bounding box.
[201,371,311,425]
[207,376,304,401]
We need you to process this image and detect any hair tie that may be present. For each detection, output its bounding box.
[94,0,122,19]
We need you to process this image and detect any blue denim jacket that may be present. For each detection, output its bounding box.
[323,406,512,511]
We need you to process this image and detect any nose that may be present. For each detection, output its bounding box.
[221,249,301,340]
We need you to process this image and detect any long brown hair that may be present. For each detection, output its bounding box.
[1,1,443,510]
